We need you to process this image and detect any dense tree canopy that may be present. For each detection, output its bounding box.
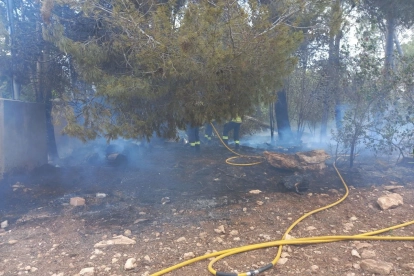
[45,0,304,140]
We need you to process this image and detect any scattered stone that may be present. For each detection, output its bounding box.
[249,190,262,194]
[306,226,316,231]
[332,257,339,262]
[70,197,86,206]
[383,185,404,192]
[311,265,319,272]
[144,255,151,262]
[355,242,373,250]
[124,258,137,270]
[79,267,95,276]
[360,259,393,275]
[281,252,290,258]
[277,258,288,265]
[96,193,106,198]
[134,219,149,224]
[161,197,170,204]
[214,225,225,234]
[350,216,358,221]
[8,240,18,245]
[233,237,240,241]
[183,252,195,259]
[229,230,239,236]
[343,222,354,231]
[30,267,38,272]
[351,249,361,258]
[361,249,376,259]
[256,201,264,206]
[176,237,186,242]
[377,193,403,210]
[94,235,136,248]
[124,229,132,236]
[353,263,360,269]
[0,221,7,229]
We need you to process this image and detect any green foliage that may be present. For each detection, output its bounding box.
[47,0,304,140]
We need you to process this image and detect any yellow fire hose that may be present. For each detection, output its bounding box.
[150,124,414,276]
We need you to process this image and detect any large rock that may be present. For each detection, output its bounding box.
[360,259,393,275]
[264,150,330,171]
[377,193,403,210]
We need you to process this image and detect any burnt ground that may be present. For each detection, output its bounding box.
[0,140,414,276]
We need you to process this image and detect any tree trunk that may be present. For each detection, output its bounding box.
[45,90,59,161]
[275,89,293,143]
[384,10,395,75]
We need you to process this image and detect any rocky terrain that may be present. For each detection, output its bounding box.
[0,142,414,276]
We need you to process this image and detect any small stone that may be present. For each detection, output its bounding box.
[332,257,339,262]
[124,258,137,270]
[353,263,360,269]
[311,265,319,272]
[124,229,132,236]
[355,242,373,250]
[214,225,225,234]
[242,207,247,212]
[277,258,288,265]
[361,249,376,259]
[281,252,290,258]
[229,230,239,236]
[256,201,264,206]
[183,252,195,259]
[176,237,186,242]
[360,259,393,275]
[79,267,95,276]
[30,267,38,272]
[144,255,151,262]
[0,221,8,229]
[233,237,240,241]
[306,226,316,231]
[70,197,86,206]
[8,240,18,245]
[351,249,361,258]
[249,190,262,194]
[350,216,358,221]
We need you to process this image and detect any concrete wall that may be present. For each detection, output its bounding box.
[0,99,47,176]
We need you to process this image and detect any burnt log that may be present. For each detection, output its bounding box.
[264,150,330,171]
[107,153,128,167]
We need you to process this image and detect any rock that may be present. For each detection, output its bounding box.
[311,265,319,272]
[281,252,290,258]
[144,255,151,262]
[176,237,186,242]
[383,185,404,192]
[306,226,316,231]
[377,193,403,210]
[183,252,195,259]
[0,221,7,229]
[161,197,170,204]
[124,258,137,270]
[8,240,18,245]
[277,258,288,265]
[264,150,330,171]
[361,249,376,259]
[96,193,106,198]
[94,235,136,248]
[30,267,38,272]
[355,242,373,250]
[79,267,95,276]
[214,225,225,234]
[256,201,264,206]
[249,190,262,194]
[351,249,361,258]
[124,229,132,236]
[70,197,86,206]
[229,230,239,236]
[360,259,393,275]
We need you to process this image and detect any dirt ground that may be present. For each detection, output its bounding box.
[1,140,414,276]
